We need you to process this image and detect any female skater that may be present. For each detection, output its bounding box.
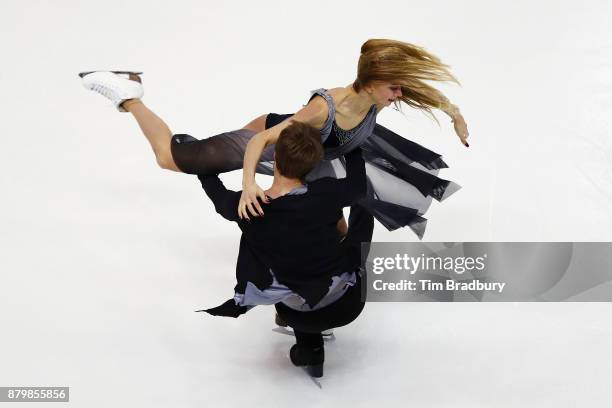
[80,38,469,238]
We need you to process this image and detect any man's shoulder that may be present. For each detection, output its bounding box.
[307,177,342,191]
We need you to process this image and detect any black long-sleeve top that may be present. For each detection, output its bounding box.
[198,148,367,316]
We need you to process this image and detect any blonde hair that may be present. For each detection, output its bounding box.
[353,39,459,116]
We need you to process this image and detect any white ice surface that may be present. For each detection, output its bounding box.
[1,0,612,406]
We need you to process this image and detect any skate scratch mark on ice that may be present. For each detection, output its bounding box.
[577,165,612,203]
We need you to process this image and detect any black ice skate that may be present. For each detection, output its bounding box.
[289,344,325,378]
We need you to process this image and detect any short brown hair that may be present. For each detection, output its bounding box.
[275,121,323,180]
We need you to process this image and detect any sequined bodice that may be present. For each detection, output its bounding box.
[325,105,378,148]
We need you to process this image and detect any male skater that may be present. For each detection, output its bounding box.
[187,121,373,377]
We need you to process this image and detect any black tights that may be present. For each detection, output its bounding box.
[171,129,275,175]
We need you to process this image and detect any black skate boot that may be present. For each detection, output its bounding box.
[275,312,288,327]
[289,344,325,378]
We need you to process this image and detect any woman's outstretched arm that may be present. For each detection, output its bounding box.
[238,96,328,220]
[436,92,470,147]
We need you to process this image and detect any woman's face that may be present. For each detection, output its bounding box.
[368,82,403,106]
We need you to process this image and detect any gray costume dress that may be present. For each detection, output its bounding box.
[171,89,459,238]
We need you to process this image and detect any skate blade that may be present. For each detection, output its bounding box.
[272,327,336,342]
[272,327,295,337]
[78,70,144,78]
[303,367,323,388]
[323,333,336,342]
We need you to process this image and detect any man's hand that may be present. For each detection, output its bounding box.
[238,182,269,220]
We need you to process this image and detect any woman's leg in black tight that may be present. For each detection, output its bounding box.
[121,98,270,175]
[171,115,274,175]
[171,129,275,175]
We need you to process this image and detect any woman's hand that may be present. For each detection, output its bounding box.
[238,182,269,220]
[452,113,470,147]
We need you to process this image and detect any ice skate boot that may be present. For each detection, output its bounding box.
[275,313,288,327]
[289,344,324,378]
[79,71,143,112]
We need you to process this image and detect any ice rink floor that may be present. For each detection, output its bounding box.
[2,0,612,406]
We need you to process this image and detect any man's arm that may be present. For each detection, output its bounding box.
[309,148,367,206]
[338,147,367,206]
[198,175,241,222]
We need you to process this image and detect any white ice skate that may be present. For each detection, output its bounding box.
[79,71,144,112]
[321,329,334,339]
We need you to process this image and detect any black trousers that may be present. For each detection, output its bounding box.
[274,204,373,348]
